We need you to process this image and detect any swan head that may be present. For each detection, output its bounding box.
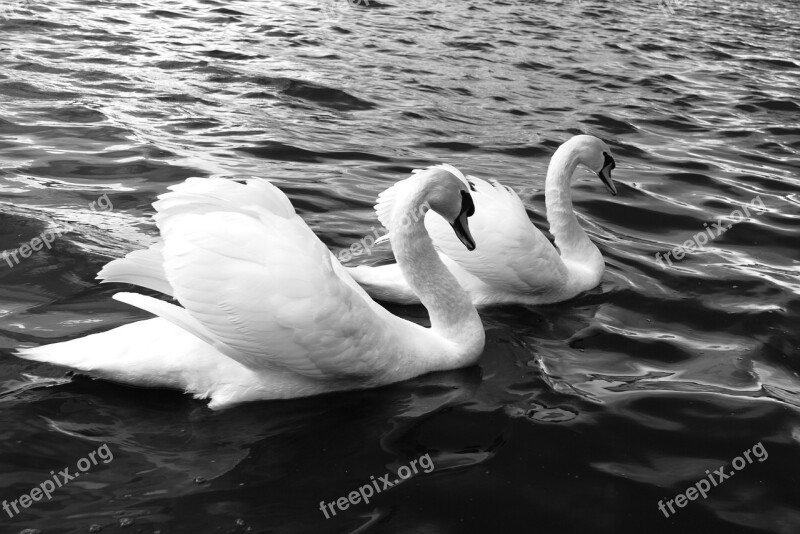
[419,167,477,251]
[571,135,618,196]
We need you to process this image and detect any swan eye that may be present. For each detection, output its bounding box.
[603,152,616,170]
[460,191,475,217]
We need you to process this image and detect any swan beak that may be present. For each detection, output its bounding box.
[451,190,476,251]
[598,152,617,196]
[598,167,617,196]
[451,211,476,251]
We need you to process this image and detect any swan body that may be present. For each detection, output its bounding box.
[16,169,484,409]
[347,135,618,307]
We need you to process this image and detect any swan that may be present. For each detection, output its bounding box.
[16,167,485,409]
[347,134,618,307]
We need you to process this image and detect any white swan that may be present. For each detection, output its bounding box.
[16,167,485,409]
[347,135,618,307]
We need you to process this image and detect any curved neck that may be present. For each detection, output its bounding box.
[389,187,482,350]
[544,145,598,262]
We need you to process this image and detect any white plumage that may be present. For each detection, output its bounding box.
[17,169,485,409]
[347,135,619,306]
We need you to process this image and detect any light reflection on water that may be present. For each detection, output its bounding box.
[0,0,798,532]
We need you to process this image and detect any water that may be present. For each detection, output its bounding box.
[0,0,799,532]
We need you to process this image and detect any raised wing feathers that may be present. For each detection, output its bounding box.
[425,175,566,293]
[149,180,400,378]
[96,178,296,297]
[97,241,172,296]
[154,177,295,228]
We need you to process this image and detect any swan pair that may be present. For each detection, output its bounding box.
[16,135,617,409]
[348,135,617,306]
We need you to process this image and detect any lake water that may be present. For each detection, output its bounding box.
[0,0,799,533]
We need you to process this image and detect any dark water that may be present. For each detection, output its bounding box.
[1,0,799,532]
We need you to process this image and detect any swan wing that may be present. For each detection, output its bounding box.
[154,176,296,227]
[146,179,403,379]
[97,241,173,296]
[426,175,566,292]
[97,178,369,299]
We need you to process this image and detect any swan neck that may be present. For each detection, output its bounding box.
[390,186,482,346]
[544,146,594,259]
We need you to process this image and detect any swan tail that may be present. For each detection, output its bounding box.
[15,317,268,408]
[375,164,469,230]
[111,292,250,364]
[97,242,173,296]
[16,318,169,378]
[16,318,207,390]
